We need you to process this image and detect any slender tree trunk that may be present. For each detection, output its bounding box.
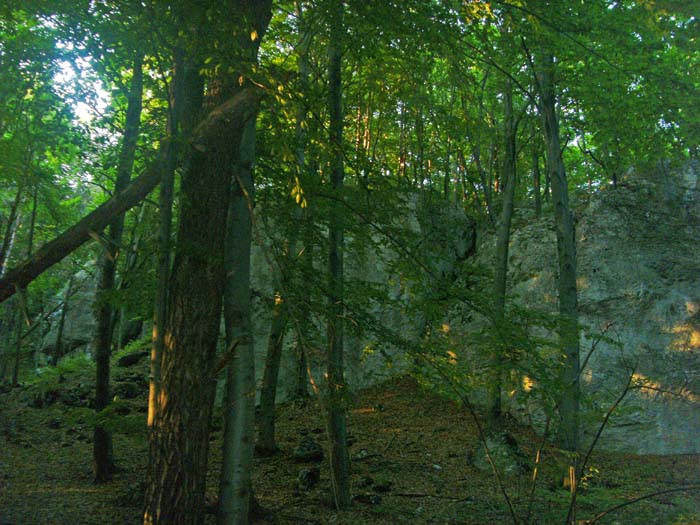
[53,275,74,365]
[93,52,143,483]
[533,142,542,218]
[10,187,36,386]
[218,117,258,524]
[148,47,191,428]
[326,0,352,510]
[537,49,580,491]
[11,290,27,385]
[256,290,287,454]
[217,5,272,524]
[488,78,517,432]
[0,186,23,278]
[444,136,451,199]
[115,202,147,352]
[26,187,37,258]
[257,7,311,450]
[291,231,313,401]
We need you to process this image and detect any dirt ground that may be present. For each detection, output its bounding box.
[1,359,699,525]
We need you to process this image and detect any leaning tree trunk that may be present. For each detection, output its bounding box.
[488,77,517,433]
[537,49,580,490]
[142,85,262,525]
[93,52,143,483]
[326,0,352,510]
[0,166,162,305]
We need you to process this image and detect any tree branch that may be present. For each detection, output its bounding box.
[0,86,264,304]
[0,168,161,303]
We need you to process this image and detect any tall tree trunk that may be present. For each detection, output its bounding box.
[256,289,287,454]
[488,78,517,432]
[257,5,310,451]
[11,187,36,386]
[143,85,261,525]
[218,6,272,523]
[53,275,74,365]
[0,186,23,279]
[537,49,580,491]
[93,52,143,483]
[219,119,258,524]
[291,228,313,401]
[148,47,192,428]
[326,0,352,510]
[533,141,542,218]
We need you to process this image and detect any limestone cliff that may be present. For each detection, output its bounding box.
[483,162,700,454]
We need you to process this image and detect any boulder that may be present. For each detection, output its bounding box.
[293,436,324,463]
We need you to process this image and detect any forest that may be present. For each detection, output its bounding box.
[0,1,699,524]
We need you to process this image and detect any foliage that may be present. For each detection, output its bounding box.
[1,0,698,522]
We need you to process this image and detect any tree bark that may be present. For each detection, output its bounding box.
[146,84,262,524]
[148,47,193,428]
[93,52,143,483]
[142,81,262,525]
[326,0,352,510]
[218,119,258,525]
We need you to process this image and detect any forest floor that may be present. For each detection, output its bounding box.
[1,352,699,525]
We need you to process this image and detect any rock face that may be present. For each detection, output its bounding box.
[39,270,97,361]
[494,162,700,454]
[37,162,699,455]
[250,195,476,402]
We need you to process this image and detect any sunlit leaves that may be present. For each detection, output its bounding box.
[290,176,307,208]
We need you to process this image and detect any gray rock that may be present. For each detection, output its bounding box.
[470,163,700,454]
[297,466,320,491]
[293,436,323,463]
